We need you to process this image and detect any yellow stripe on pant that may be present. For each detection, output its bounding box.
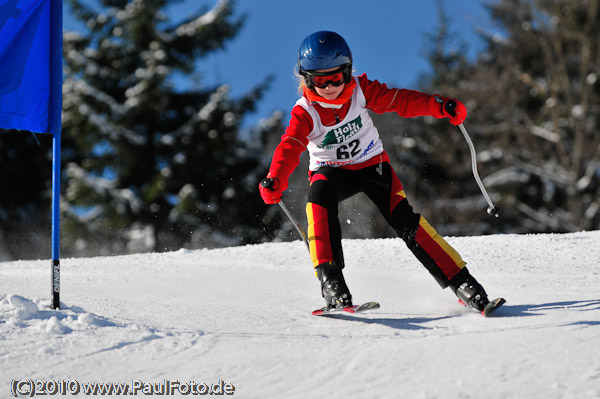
[415,216,466,280]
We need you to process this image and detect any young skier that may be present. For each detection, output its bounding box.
[259,31,493,313]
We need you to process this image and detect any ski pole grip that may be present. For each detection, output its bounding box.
[261,178,276,189]
[445,99,457,117]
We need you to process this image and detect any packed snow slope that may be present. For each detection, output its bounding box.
[1,231,599,399]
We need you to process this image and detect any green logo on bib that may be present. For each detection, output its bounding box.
[318,115,363,149]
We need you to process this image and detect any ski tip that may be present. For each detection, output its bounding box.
[459,297,506,317]
[482,297,506,317]
[355,301,380,312]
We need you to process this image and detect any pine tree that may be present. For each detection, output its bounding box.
[462,0,600,232]
[61,0,279,255]
[390,0,600,234]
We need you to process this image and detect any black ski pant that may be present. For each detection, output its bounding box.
[305,162,469,288]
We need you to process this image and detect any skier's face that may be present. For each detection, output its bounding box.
[313,67,345,100]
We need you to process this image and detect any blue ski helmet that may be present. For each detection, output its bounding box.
[298,31,353,72]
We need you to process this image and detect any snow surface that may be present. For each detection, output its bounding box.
[1,231,600,398]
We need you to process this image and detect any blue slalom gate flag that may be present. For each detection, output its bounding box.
[0,0,62,134]
[0,0,63,309]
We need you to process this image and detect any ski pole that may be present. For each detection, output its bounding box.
[261,178,310,250]
[445,101,500,217]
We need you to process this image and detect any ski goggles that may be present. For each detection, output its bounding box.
[301,65,351,89]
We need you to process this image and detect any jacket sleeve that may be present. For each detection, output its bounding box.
[267,104,312,186]
[358,73,445,119]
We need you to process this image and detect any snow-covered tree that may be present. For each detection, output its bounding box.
[380,1,600,235]
[460,0,600,232]
[61,0,280,255]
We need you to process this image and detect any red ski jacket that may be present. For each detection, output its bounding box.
[268,73,450,187]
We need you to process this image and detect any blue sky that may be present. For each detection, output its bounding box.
[64,0,493,128]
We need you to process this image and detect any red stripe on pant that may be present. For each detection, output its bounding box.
[389,169,406,214]
[414,216,466,281]
[306,202,334,268]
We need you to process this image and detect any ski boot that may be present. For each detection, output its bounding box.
[451,273,489,312]
[316,261,352,309]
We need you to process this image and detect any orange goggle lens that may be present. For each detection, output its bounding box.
[310,71,345,88]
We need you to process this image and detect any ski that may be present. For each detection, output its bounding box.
[312,301,380,316]
[459,297,506,317]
